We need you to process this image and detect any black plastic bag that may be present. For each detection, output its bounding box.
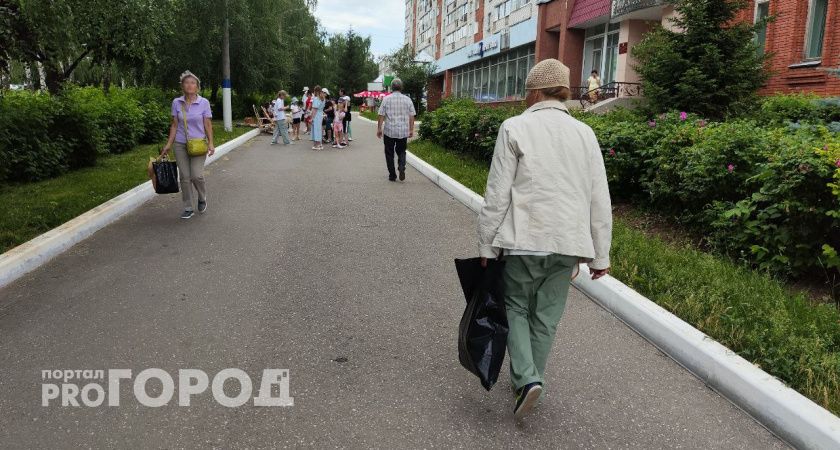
[151,157,179,194]
[455,257,508,391]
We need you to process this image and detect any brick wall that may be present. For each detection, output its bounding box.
[739,0,840,96]
[475,0,484,43]
[535,0,562,62]
[535,0,585,87]
[427,74,445,111]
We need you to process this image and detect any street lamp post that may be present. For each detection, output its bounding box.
[222,0,232,132]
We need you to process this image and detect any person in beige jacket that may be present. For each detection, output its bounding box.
[477,58,612,420]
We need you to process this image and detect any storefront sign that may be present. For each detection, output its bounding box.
[619,42,628,55]
[468,38,499,58]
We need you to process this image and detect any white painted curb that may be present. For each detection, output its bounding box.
[0,128,261,289]
[405,148,840,450]
[354,113,422,128]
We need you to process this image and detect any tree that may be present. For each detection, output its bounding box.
[8,0,175,93]
[333,29,378,94]
[385,44,436,113]
[632,0,771,119]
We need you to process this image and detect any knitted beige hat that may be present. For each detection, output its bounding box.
[525,58,570,90]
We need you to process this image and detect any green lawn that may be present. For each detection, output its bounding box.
[359,109,424,123]
[360,110,378,122]
[409,139,840,415]
[0,122,251,253]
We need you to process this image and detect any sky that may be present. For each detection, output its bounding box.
[313,0,406,59]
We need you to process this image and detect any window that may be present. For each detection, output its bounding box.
[449,45,535,101]
[495,63,505,100]
[754,0,769,55]
[495,0,525,19]
[805,0,828,60]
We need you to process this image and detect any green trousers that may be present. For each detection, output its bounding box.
[503,254,578,391]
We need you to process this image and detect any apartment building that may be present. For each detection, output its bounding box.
[405,0,540,109]
[410,0,840,110]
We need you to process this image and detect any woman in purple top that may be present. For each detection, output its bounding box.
[161,71,215,220]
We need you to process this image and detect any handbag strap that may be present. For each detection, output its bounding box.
[180,102,190,140]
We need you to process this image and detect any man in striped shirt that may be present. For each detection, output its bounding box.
[377,78,416,182]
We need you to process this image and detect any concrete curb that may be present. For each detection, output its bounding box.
[405,149,840,450]
[354,114,422,128]
[0,128,261,290]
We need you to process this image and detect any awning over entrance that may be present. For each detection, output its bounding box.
[569,0,611,28]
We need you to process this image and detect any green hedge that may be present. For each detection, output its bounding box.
[0,92,98,183]
[420,96,840,284]
[0,86,173,184]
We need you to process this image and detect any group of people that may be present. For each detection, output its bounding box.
[266,87,355,150]
[159,64,614,422]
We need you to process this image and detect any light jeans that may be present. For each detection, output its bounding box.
[272,119,290,144]
[173,142,207,211]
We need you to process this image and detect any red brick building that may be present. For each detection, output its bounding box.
[738,0,840,96]
[534,0,840,97]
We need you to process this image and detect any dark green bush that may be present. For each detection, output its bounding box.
[53,99,99,170]
[65,87,145,154]
[419,98,522,164]
[0,91,101,183]
[652,120,770,214]
[125,87,174,144]
[0,86,171,184]
[756,94,840,127]
[757,93,821,125]
[815,98,840,123]
[709,129,840,276]
[0,92,68,182]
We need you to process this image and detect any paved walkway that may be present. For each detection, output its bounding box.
[0,117,786,448]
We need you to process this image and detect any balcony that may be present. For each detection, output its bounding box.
[611,0,664,19]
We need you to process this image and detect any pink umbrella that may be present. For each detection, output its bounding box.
[353,91,370,98]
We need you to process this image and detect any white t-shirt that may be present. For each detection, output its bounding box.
[291,104,302,119]
[272,98,286,121]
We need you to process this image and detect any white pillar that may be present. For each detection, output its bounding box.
[222,5,233,131]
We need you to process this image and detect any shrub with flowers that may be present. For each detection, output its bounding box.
[420,96,840,289]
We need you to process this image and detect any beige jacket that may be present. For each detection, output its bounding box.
[477,100,612,270]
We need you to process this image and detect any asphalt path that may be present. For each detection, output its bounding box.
[0,117,787,448]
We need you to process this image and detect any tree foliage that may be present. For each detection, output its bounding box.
[5,0,174,93]
[385,44,436,113]
[632,0,771,119]
[2,0,378,98]
[328,29,378,95]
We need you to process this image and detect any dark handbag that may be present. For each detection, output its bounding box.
[454,257,508,391]
[151,155,179,194]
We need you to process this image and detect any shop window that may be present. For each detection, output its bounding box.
[449,45,535,102]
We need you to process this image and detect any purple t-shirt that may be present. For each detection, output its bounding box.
[172,96,212,144]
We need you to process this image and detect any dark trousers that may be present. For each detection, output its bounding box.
[324,117,333,142]
[383,135,407,179]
